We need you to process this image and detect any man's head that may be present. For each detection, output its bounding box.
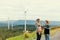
[36,18,40,23]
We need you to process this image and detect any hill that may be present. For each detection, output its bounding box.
[0,20,60,26]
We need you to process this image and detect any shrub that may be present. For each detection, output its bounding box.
[24,31,30,38]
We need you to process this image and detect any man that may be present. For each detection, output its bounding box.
[35,19,42,40]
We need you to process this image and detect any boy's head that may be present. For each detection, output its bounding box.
[45,20,49,24]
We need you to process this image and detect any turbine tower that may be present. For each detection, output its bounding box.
[24,10,27,32]
[12,21,13,30]
[24,10,28,31]
[8,17,10,30]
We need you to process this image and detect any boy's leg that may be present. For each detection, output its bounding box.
[47,34,50,40]
[45,34,47,40]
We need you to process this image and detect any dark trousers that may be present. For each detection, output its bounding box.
[37,32,41,40]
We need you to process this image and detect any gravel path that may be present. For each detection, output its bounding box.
[51,31,60,40]
[33,31,60,40]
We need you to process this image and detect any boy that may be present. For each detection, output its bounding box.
[44,20,50,40]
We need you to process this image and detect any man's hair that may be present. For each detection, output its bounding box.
[36,18,40,22]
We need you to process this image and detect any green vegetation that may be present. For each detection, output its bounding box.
[0,25,35,40]
[0,25,60,40]
[6,26,60,40]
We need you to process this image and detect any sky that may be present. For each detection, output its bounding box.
[0,0,60,21]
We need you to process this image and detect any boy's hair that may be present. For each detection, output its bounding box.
[36,19,40,22]
[45,20,49,24]
[38,25,40,27]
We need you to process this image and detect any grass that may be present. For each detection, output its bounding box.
[6,26,60,40]
[6,31,35,40]
[50,27,60,36]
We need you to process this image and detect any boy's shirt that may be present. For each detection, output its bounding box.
[44,25,50,34]
[44,25,50,29]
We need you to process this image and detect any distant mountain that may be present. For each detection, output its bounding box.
[49,21,60,26]
[13,20,35,25]
[0,20,60,26]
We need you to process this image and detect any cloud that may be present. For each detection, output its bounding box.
[0,0,60,21]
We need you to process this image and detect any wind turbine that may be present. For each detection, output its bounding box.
[24,9,30,32]
[12,21,13,30]
[8,17,10,30]
[24,10,27,32]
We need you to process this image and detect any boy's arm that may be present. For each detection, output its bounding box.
[42,25,48,29]
[42,25,45,28]
[41,26,44,30]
